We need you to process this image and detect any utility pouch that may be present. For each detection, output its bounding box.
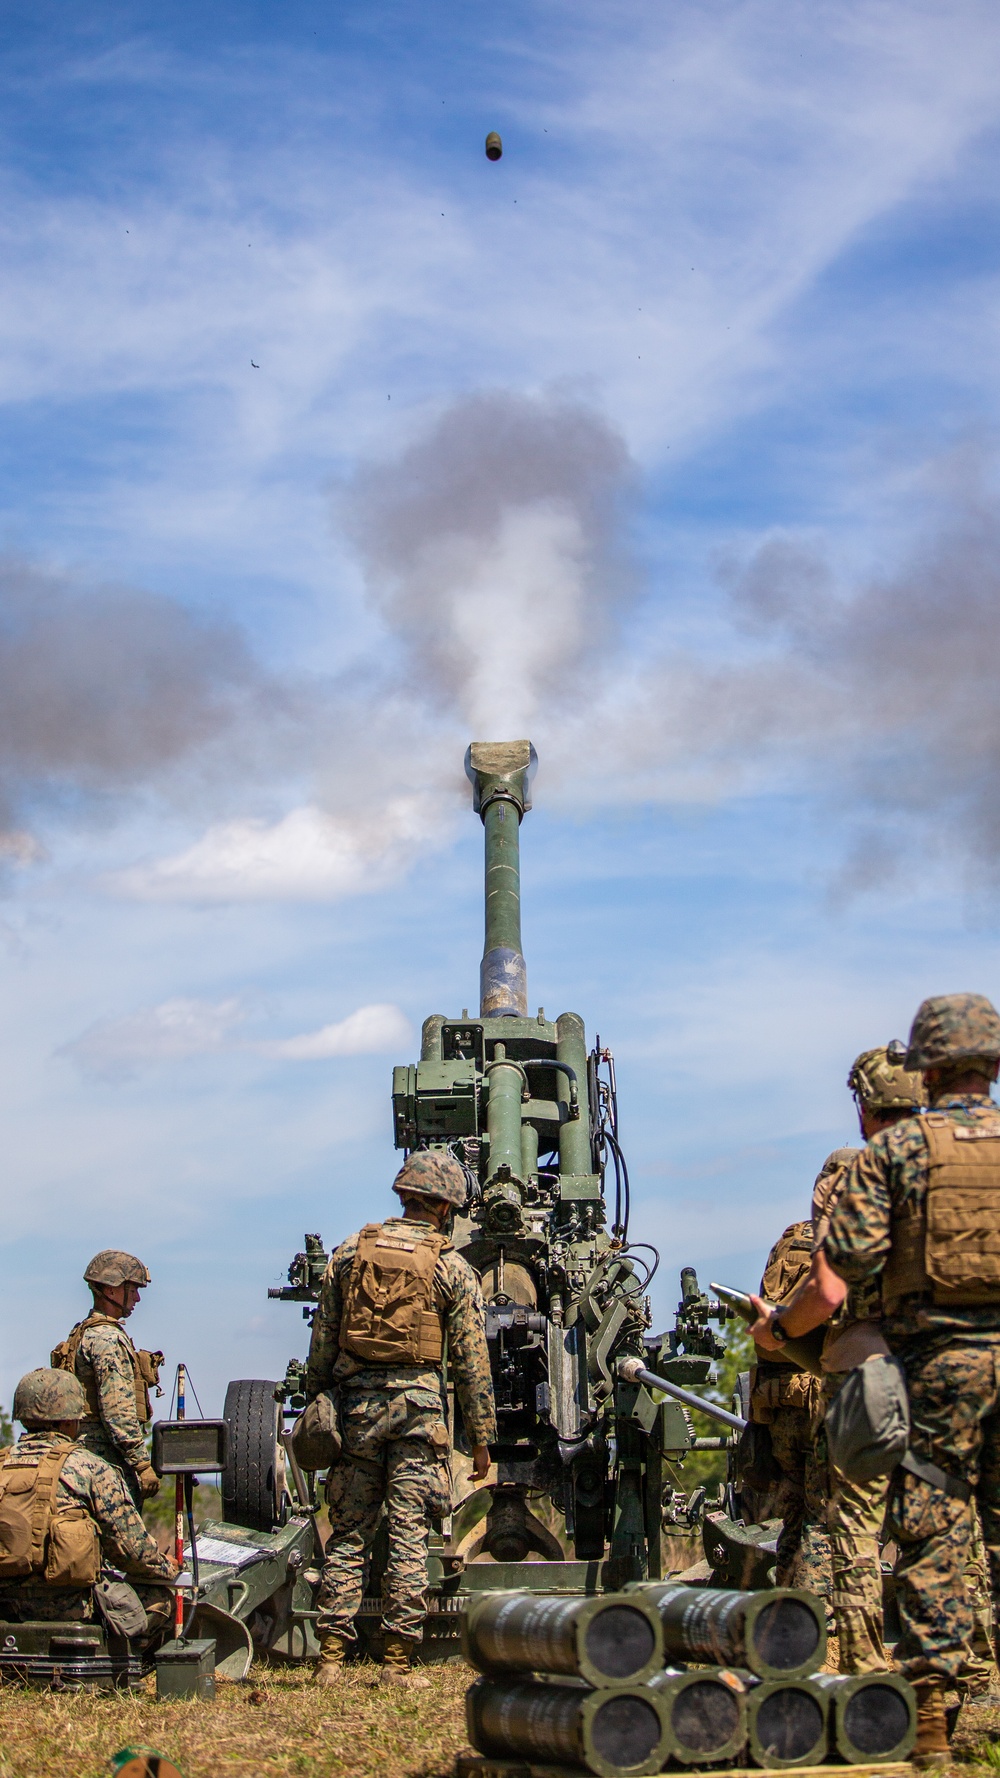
[0,1468,37,1578]
[290,1389,342,1471]
[45,1509,100,1586]
[94,1578,148,1638]
[824,1352,910,1482]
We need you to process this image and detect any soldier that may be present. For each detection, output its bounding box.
[305,1150,496,1688]
[749,1185,844,1620]
[0,1368,177,1641]
[51,1250,163,1508]
[752,1048,923,1672]
[822,994,1000,1765]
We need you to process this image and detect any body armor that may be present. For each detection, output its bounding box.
[883,1113,1000,1312]
[341,1224,450,1366]
[51,1315,162,1423]
[0,1447,100,1586]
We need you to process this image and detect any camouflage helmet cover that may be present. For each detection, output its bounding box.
[811,1147,861,1223]
[392,1150,468,1209]
[905,994,1000,1071]
[847,1045,924,1114]
[14,1367,87,1426]
[83,1250,151,1288]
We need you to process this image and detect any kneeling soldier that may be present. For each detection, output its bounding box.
[0,1369,177,1643]
[306,1150,496,1687]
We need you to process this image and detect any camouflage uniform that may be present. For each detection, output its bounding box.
[308,1175,495,1647]
[826,1071,1000,1682]
[752,1210,835,1616]
[0,1430,173,1627]
[67,1317,151,1503]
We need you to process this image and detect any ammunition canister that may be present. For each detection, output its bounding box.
[744,1676,828,1769]
[812,1671,917,1764]
[466,1675,667,1778]
[632,1584,824,1679]
[462,1591,663,1686]
[646,1666,748,1766]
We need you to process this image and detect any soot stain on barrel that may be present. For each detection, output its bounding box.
[844,1684,910,1755]
[584,1604,656,1679]
[752,1597,820,1670]
[756,1688,825,1762]
[672,1680,741,1752]
[590,1694,661,1769]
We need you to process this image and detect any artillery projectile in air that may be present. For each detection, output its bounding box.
[485,131,503,160]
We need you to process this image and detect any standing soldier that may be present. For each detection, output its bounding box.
[51,1251,163,1508]
[823,994,1000,1765]
[0,1368,176,1640]
[749,1150,857,1627]
[305,1151,496,1688]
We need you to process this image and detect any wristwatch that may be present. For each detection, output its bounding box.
[769,1311,791,1345]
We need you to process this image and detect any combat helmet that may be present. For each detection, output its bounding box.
[847,1044,924,1114]
[392,1150,468,1209]
[83,1250,150,1288]
[14,1367,87,1426]
[905,994,1000,1071]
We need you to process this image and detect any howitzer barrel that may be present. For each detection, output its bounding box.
[462,1592,663,1687]
[812,1672,916,1764]
[466,740,536,1018]
[629,1585,825,1680]
[465,1676,667,1778]
[742,1675,828,1769]
[616,1357,747,1432]
[646,1668,748,1767]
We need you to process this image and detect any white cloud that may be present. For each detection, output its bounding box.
[61,996,248,1081]
[107,795,452,903]
[253,1002,411,1059]
[60,993,412,1078]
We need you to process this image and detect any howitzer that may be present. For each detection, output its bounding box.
[222,740,742,1648]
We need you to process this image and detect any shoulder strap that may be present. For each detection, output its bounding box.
[29,1448,72,1571]
[900,1448,973,1503]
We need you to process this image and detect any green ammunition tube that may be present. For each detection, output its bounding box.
[812,1671,916,1764]
[462,1591,663,1686]
[465,1675,667,1778]
[632,1584,824,1679]
[744,1675,828,1769]
[646,1666,748,1766]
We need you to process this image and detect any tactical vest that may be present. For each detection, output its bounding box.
[0,1448,100,1587]
[750,1224,821,1417]
[883,1112,1000,1312]
[761,1221,814,1306]
[341,1224,449,1366]
[50,1315,162,1424]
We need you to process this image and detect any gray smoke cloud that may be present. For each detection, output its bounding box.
[341,389,637,739]
[0,554,303,848]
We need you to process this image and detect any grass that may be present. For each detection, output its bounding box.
[0,1658,473,1778]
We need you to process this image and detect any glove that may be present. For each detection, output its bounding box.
[137,1464,161,1499]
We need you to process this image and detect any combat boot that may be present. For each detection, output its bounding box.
[313,1632,348,1685]
[380,1632,430,1689]
[912,1676,951,1770]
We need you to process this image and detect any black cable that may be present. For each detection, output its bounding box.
[604,1128,631,1241]
[182,1473,199,1639]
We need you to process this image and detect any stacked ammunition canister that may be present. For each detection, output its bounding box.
[459,1587,917,1775]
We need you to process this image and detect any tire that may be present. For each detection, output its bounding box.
[222,1379,286,1531]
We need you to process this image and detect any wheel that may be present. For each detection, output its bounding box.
[222,1379,287,1531]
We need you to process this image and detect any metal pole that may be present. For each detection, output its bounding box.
[617,1357,747,1432]
[173,1362,186,1639]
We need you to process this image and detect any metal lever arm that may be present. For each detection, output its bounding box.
[616,1355,747,1432]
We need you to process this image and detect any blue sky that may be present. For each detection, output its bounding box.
[3,0,1000,1411]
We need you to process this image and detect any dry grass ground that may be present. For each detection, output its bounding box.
[0,1658,472,1778]
[5,1664,1000,1778]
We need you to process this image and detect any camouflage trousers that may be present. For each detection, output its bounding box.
[888,1335,1000,1683]
[0,1577,172,1634]
[769,1406,833,1616]
[316,1387,451,1645]
[824,1371,889,1672]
